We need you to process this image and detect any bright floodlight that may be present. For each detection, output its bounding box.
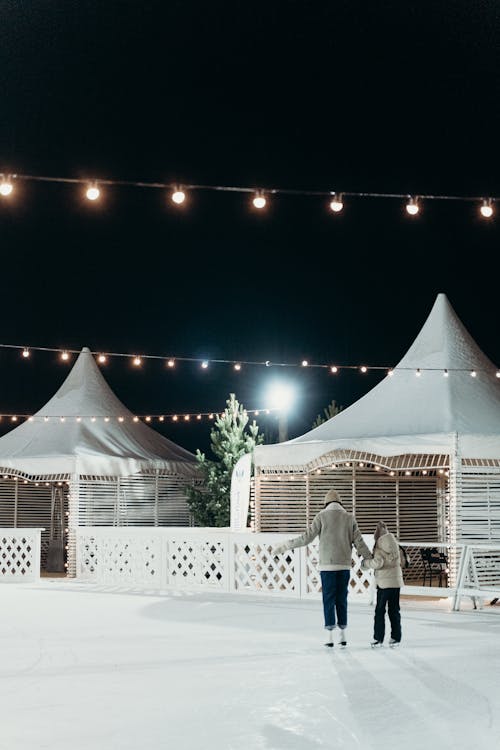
[171,188,186,205]
[329,193,343,213]
[480,199,493,218]
[86,184,100,201]
[406,197,419,215]
[266,382,295,412]
[252,192,266,209]
[0,178,13,196]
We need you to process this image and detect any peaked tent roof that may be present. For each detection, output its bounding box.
[254,294,500,469]
[0,348,199,477]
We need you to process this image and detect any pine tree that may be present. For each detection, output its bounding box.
[312,399,343,429]
[186,393,264,527]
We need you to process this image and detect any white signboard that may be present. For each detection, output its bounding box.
[230,453,252,531]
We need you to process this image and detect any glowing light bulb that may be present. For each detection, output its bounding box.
[301,360,309,367]
[104,417,110,422]
[61,351,69,361]
[159,416,164,422]
[171,188,186,205]
[184,415,190,421]
[76,417,82,422]
[118,416,124,422]
[480,199,494,218]
[360,366,368,373]
[167,359,175,368]
[209,413,214,419]
[133,416,139,422]
[22,348,30,358]
[172,415,178,421]
[196,414,202,420]
[387,369,394,377]
[60,417,65,422]
[86,184,100,201]
[329,193,343,213]
[133,356,142,367]
[44,417,49,422]
[234,363,241,371]
[11,416,17,422]
[330,366,338,373]
[98,354,107,364]
[496,371,500,378]
[0,177,13,196]
[470,370,477,377]
[254,410,260,416]
[443,369,449,377]
[252,192,266,209]
[406,197,420,216]
[201,360,209,369]
[145,416,151,422]
[91,417,96,422]
[28,416,34,422]
[416,368,422,377]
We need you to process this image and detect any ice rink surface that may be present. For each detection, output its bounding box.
[1,580,499,750]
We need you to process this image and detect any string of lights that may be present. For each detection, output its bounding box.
[1,342,499,377]
[0,172,497,218]
[0,409,279,424]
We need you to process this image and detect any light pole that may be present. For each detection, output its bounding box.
[266,382,295,443]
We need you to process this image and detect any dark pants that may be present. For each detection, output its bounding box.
[320,570,350,629]
[374,587,401,642]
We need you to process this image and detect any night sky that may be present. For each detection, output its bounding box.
[1,1,499,453]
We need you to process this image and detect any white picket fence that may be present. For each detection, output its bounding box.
[0,528,44,581]
[74,528,500,611]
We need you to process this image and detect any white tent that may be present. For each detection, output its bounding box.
[254,293,500,471]
[0,348,199,573]
[0,347,199,477]
[252,294,500,554]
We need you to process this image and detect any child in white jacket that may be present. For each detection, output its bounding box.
[361,521,404,648]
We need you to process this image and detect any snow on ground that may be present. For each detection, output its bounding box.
[1,580,499,750]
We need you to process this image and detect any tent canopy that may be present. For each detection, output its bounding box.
[0,348,199,477]
[254,294,500,469]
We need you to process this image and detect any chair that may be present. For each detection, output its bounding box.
[420,547,448,587]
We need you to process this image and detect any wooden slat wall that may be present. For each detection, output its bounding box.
[460,469,500,543]
[77,474,193,528]
[0,479,68,569]
[256,467,440,542]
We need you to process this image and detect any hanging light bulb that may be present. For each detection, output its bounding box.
[470,370,477,378]
[480,199,494,219]
[171,187,186,205]
[387,369,394,377]
[184,414,190,421]
[167,358,175,368]
[145,416,151,422]
[234,363,241,371]
[301,360,309,367]
[330,366,338,374]
[0,175,13,196]
[172,415,178,421]
[85,183,100,201]
[118,416,124,422]
[159,416,164,422]
[252,191,266,209]
[133,356,142,367]
[443,369,449,377]
[97,354,107,364]
[61,351,70,361]
[196,414,202,420]
[496,371,500,378]
[329,193,343,213]
[201,360,209,369]
[22,348,30,358]
[405,197,420,216]
[416,368,422,377]
[133,416,139,422]
[360,366,368,373]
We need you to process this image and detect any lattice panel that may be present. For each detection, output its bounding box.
[78,534,99,579]
[233,540,298,595]
[0,533,37,579]
[168,537,226,588]
[98,535,161,585]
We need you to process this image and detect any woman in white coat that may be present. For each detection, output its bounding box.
[361,521,403,647]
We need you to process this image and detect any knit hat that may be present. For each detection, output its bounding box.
[324,489,342,505]
[374,520,388,542]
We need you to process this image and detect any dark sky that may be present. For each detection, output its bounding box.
[1,1,500,453]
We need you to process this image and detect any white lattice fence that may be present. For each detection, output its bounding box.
[75,528,375,598]
[0,528,44,581]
